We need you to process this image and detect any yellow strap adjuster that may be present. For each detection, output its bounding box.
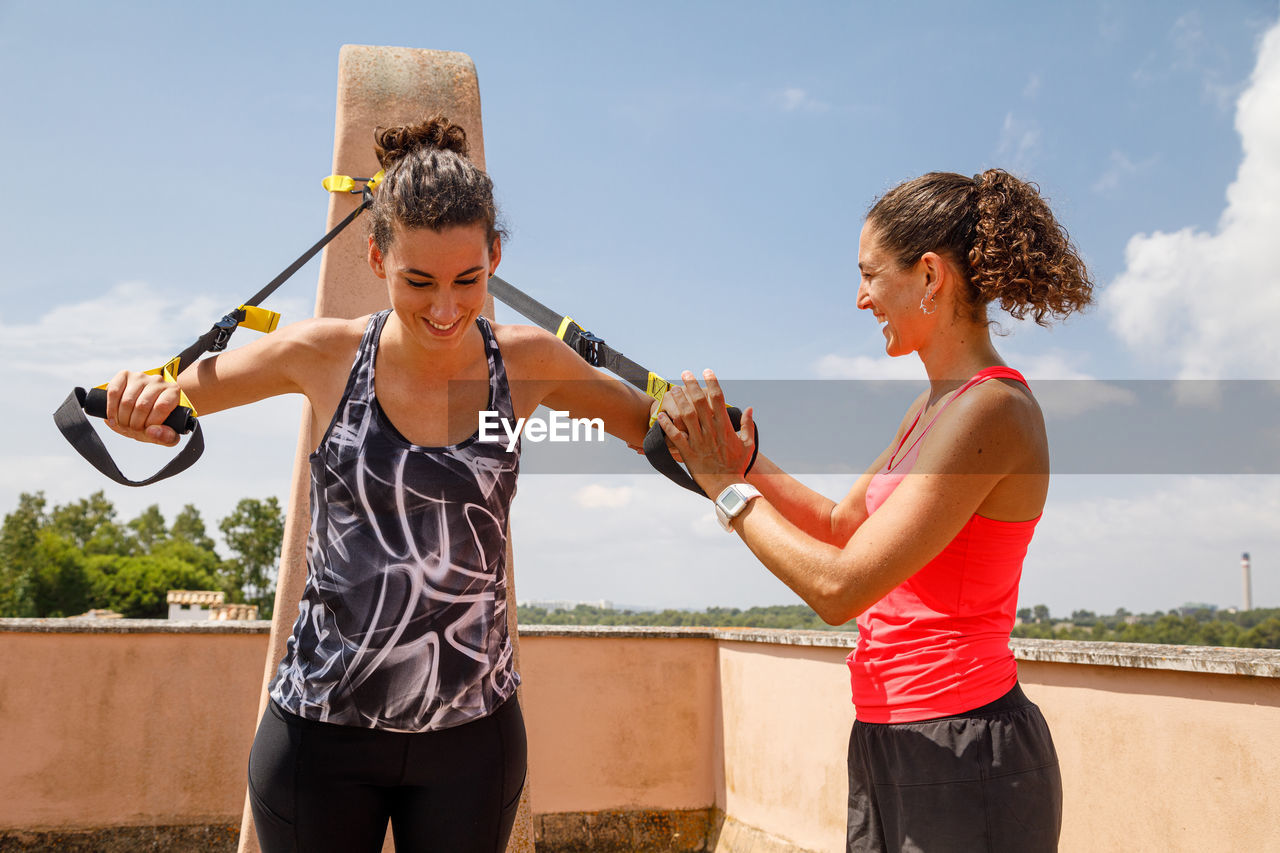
[646,372,671,426]
[237,305,281,334]
[322,174,356,193]
[322,169,385,194]
[555,316,575,340]
[93,360,198,418]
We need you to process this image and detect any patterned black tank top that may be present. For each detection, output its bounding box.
[269,310,521,731]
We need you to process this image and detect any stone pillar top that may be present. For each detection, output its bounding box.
[315,45,487,321]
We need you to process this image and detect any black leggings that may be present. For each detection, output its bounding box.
[248,695,526,853]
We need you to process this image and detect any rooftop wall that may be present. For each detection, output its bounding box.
[1,620,1277,852]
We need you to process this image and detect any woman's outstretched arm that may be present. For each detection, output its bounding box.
[496,323,655,448]
[102,317,361,445]
[659,370,1034,624]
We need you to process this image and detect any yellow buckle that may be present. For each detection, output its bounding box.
[323,169,386,194]
[237,305,281,334]
[93,360,198,418]
[646,372,671,426]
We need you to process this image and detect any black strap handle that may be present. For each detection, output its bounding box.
[80,387,196,434]
[54,188,374,487]
[53,388,204,487]
[642,405,759,498]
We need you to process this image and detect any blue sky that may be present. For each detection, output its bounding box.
[1,1,1277,615]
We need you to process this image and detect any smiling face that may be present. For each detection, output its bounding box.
[856,222,935,357]
[368,222,500,352]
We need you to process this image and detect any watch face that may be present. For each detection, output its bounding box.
[721,490,745,513]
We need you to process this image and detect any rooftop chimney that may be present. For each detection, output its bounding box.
[1241,552,1252,612]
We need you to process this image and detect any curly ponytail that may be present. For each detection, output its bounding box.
[867,169,1093,326]
[368,113,505,252]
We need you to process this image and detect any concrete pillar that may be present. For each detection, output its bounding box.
[237,45,533,853]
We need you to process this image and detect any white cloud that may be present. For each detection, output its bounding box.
[1104,19,1280,379]
[1132,10,1245,110]
[2,281,308,545]
[997,351,1138,418]
[1026,475,1280,613]
[1091,150,1156,194]
[1097,3,1124,43]
[773,87,829,113]
[511,474,799,609]
[1171,11,1205,60]
[812,353,925,380]
[813,348,1138,418]
[995,112,1041,174]
[574,483,633,509]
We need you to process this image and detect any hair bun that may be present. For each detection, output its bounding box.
[373,114,469,169]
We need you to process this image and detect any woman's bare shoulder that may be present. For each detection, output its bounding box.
[933,376,1046,463]
[491,321,579,376]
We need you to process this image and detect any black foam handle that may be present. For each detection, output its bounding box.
[643,405,759,498]
[54,388,205,487]
[82,387,196,435]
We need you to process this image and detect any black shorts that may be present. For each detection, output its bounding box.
[248,695,526,853]
[847,683,1062,853]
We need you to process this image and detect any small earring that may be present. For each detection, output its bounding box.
[920,293,938,315]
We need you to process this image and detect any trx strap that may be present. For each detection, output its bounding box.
[489,276,758,497]
[55,168,751,496]
[53,173,383,487]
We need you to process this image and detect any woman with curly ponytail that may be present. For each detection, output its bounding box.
[658,169,1092,852]
[101,115,659,853]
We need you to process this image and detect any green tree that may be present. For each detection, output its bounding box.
[87,553,218,618]
[49,491,132,556]
[1071,609,1097,626]
[1241,618,1280,649]
[1032,604,1051,624]
[0,491,48,617]
[170,504,217,551]
[127,505,168,553]
[31,531,92,617]
[218,496,284,618]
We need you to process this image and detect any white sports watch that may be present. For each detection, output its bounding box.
[714,483,762,532]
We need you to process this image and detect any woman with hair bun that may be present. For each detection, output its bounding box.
[102,115,658,852]
[658,169,1093,852]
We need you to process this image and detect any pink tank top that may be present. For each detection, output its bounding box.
[848,366,1039,723]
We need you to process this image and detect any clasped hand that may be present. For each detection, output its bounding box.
[657,369,755,496]
[101,369,183,447]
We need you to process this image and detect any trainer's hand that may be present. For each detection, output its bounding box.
[651,388,685,463]
[657,369,754,495]
[103,369,182,447]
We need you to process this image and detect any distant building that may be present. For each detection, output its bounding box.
[74,609,124,620]
[166,590,225,621]
[166,590,260,621]
[518,599,613,613]
[209,602,260,621]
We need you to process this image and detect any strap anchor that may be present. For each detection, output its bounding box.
[568,327,605,367]
[209,310,245,352]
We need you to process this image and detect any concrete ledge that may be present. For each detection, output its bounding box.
[518,625,857,647]
[521,626,1280,677]
[4,620,1276,676]
[714,816,820,853]
[535,808,717,852]
[0,618,272,634]
[0,825,239,852]
[1010,637,1280,678]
